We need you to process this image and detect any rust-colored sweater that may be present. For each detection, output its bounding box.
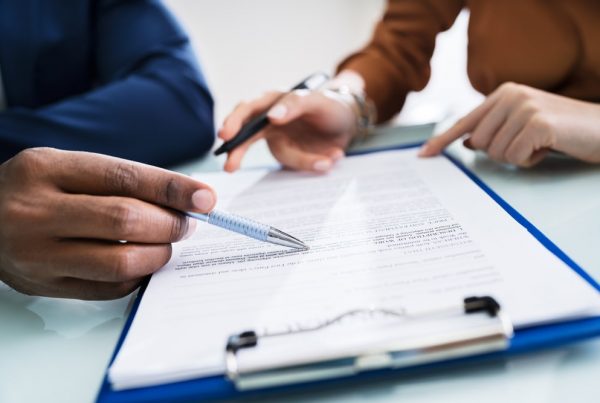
[338,0,600,123]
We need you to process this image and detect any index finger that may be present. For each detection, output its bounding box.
[419,96,498,157]
[45,149,217,213]
[220,91,283,141]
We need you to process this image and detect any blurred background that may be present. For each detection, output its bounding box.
[164,0,483,129]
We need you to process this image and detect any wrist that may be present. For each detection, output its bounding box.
[328,70,366,94]
[322,85,377,141]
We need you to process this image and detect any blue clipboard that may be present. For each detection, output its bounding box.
[96,144,600,403]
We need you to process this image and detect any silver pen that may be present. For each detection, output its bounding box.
[185,210,308,250]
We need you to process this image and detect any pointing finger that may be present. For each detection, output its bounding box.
[43,149,217,213]
[419,92,502,157]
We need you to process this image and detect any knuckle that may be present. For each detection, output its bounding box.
[0,196,39,238]
[498,82,533,103]
[105,162,139,195]
[7,147,53,178]
[499,81,518,90]
[527,113,552,132]
[513,87,534,103]
[109,202,139,238]
[158,177,181,206]
[499,81,521,95]
[18,146,55,162]
[169,215,187,242]
[520,99,541,115]
[0,199,15,234]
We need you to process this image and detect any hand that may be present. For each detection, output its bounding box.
[219,89,356,172]
[0,148,217,300]
[419,83,600,167]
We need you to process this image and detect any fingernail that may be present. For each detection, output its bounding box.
[267,104,287,120]
[331,149,345,162]
[418,144,431,157]
[313,159,332,172]
[192,189,214,211]
[182,218,197,241]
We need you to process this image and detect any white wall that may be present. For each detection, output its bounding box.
[164,0,482,129]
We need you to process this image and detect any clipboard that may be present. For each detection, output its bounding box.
[96,144,600,403]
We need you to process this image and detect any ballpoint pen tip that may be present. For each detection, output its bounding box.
[268,228,309,250]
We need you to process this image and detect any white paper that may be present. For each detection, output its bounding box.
[108,149,600,390]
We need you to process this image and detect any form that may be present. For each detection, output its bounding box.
[108,149,600,389]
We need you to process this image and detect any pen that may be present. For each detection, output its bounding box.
[185,210,308,250]
[214,72,330,156]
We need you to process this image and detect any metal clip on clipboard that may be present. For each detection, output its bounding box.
[225,296,514,391]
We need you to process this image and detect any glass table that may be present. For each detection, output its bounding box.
[2,124,600,403]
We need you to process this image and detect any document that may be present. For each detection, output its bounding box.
[108,149,600,390]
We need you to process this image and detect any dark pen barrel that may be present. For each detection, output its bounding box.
[214,111,270,155]
[214,72,329,156]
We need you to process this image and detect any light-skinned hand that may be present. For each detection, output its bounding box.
[0,148,217,300]
[219,89,356,173]
[419,82,600,166]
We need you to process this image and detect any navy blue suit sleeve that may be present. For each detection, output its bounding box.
[0,0,215,167]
